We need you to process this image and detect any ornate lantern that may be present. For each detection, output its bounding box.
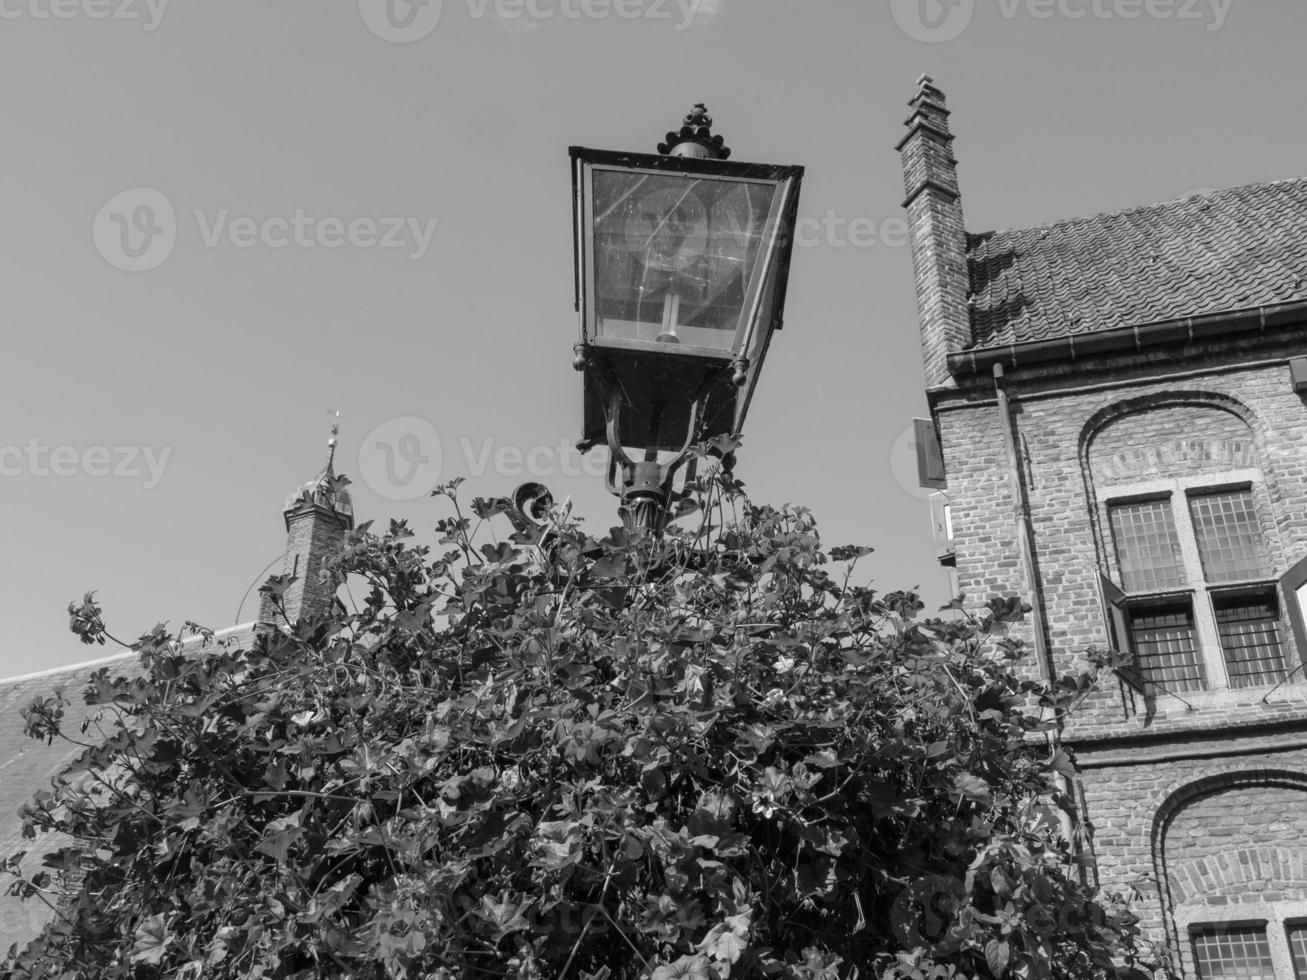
[570,106,804,528]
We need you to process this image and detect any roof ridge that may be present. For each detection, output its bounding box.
[971,174,1307,240]
[0,650,137,686]
[0,622,259,686]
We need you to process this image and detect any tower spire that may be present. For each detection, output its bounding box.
[258,414,355,627]
[326,409,343,472]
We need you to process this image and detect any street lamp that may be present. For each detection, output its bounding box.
[570,105,804,530]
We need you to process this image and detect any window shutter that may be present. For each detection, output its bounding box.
[913,418,947,490]
[1099,573,1131,653]
[1279,554,1307,664]
[1099,573,1149,695]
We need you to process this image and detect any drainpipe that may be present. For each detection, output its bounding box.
[993,364,1078,856]
[992,363,1052,682]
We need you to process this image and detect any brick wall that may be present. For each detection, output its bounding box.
[936,340,1307,703]
[1167,783,1307,875]
[258,501,350,625]
[930,332,1307,973]
[1077,747,1307,974]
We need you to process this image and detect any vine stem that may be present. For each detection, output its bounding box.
[559,857,616,978]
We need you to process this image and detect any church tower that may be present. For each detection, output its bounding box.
[258,420,355,626]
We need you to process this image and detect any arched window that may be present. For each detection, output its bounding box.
[1157,777,1307,979]
[1088,403,1303,693]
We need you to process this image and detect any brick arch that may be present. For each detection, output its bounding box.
[1147,767,1307,953]
[1077,390,1262,465]
[1166,845,1307,906]
[1076,390,1288,588]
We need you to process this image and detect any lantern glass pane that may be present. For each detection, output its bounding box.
[590,169,778,354]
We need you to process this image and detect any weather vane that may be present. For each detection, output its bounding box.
[326,409,344,468]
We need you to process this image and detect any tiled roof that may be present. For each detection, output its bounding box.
[0,625,259,957]
[0,652,139,954]
[966,177,1307,350]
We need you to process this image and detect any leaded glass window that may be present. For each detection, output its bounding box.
[1192,925,1276,980]
[1129,604,1205,692]
[1215,596,1288,688]
[1190,490,1273,583]
[1110,498,1186,592]
[1288,922,1307,980]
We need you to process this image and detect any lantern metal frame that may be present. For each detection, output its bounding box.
[569,145,804,530]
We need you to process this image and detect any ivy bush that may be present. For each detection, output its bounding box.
[3,473,1166,979]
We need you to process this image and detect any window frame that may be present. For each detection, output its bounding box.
[1288,919,1307,980]
[1182,912,1307,980]
[1100,470,1296,693]
[1191,920,1277,980]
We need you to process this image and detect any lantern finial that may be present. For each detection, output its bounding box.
[657,103,731,160]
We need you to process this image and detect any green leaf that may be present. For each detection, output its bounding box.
[986,939,1011,978]
[130,914,170,966]
[952,772,992,804]
[479,894,531,939]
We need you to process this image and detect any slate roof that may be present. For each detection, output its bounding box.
[966,176,1307,350]
[0,625,258,957]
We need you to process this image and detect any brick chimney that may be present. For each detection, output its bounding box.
[896,75,971,389]
[258,440,354,627]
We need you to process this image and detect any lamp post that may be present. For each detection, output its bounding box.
[570,106,804,531]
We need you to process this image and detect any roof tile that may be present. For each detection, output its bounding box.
[0,625,258,956]
[965,177,1307,349]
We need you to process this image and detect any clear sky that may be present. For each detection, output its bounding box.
[1,0,1303,675]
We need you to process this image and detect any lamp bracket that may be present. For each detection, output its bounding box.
[597,368,723,533]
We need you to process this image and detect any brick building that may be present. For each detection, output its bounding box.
[0,452,353,954]
[900,76,1307,978]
